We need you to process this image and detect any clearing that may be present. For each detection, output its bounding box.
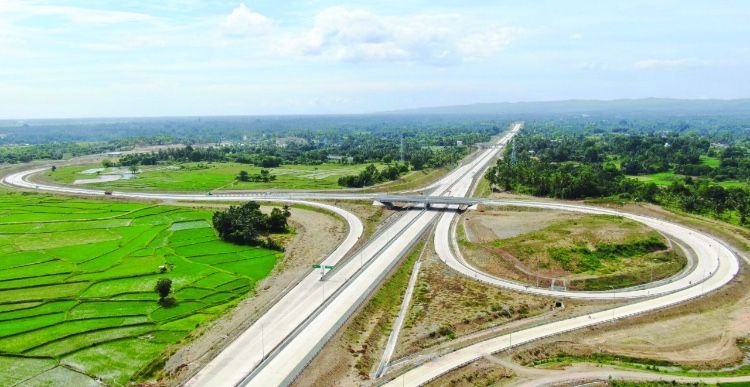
[41,162,392,192]
[460,208,686,290]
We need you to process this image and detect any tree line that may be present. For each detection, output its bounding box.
[337,163,409,188]
[486,125,750,226]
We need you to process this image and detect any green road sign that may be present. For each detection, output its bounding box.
[312,264,322,269]
[324,265,335,269]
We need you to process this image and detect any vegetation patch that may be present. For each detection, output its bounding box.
[397,259,550,358]
[212,201,291,250]
[485,123,750,226]
[45,162,391,191]
[0,191,283,385]
[344,241,423,379]
[464,214,685,290]
[532,351,750,379]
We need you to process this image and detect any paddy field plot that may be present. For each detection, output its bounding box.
[0,192,282,386]
[43,162,386,191]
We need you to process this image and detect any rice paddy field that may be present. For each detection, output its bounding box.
[42,162,386,192]
[0,191,282,386]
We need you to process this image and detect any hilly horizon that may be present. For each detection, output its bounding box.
[379,98,750,116]
[4,98,750,123]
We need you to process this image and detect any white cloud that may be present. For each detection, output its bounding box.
[633,58,697,69]
[222,3,273,37]
[458,27,521,59]
[284,7,520,65]
[570,32,583,40]
[0,1,153,25]
[81,35,169,51]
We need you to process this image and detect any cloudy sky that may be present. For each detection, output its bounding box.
[1,0,749,118]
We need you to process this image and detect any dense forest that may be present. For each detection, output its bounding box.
[486,118,750,225]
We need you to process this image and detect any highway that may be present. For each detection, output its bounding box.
[437,200,729,299]
[235,124,521,386]
[3,120,742,387]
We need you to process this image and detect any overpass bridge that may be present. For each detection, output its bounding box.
[373,194,482,210]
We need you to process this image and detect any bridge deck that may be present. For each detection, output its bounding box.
[373,195,481,206]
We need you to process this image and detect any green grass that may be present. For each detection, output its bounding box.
[44,162,386,191]
[629,160,747,190]
[345,240,424,377]
[473,177,493,198]
[630,171,683,187]
[485,214,685,290]
[0,191,284,385]
[718,180,748,189]
[366,167,449,193]
[700,155,721,168]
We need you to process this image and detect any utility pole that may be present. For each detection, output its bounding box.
[400,134,405,163]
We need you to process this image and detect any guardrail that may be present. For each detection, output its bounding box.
[237,209,432,386]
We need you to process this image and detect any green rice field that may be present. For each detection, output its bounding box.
[630,170,747,189]
[43,162,385,192]
[0,191,282,386]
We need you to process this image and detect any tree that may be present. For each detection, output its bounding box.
[212,201,290,250]
[50,165,57,172]
[259,169,271,182]
[268,206,291,232]
[237,170,250,182]
[154,278,172,304]
[129,165,139,174]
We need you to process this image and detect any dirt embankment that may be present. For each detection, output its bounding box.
[423,356,515,387]
[506,202,750,371]
[509,265,750,370]
[156,205,348,386]
[393,256,554,360]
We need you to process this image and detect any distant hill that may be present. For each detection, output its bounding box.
[379,98,750,117]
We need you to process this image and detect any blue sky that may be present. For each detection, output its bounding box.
[1,0,749,118]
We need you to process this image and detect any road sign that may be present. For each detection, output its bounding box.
[312,264,321,269]
[324,265,335,269]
